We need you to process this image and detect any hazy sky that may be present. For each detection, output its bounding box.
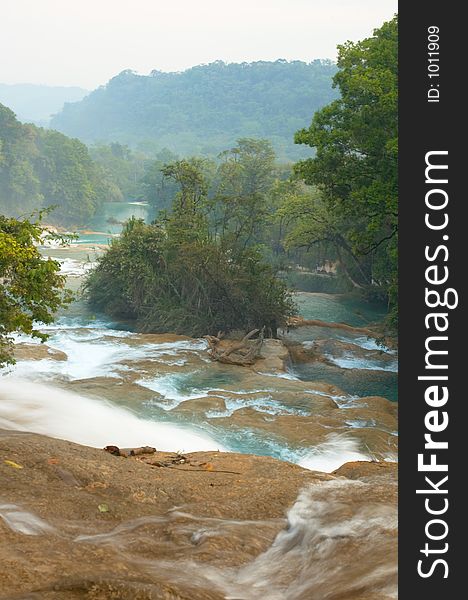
[1,0,397,89]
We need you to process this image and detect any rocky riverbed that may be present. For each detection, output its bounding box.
[0,238,398,598]
[0,429,397,600]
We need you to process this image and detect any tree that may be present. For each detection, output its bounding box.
[211,138,276,249]
[89,142,147,201]
[0,104,43,214]
[139,148,179,210]
[0,214,72,367]
[294,16,398,324]
[86,158,294,337]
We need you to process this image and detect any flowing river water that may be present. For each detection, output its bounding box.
[0,202,398,599]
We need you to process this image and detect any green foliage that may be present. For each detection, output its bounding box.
[139,150,180,210]
[86,155,294,336]
[293,17,398,324]
[209,139,276,249]
[50,60,338,161]
[0,103,120,226]
[89,142,145,201]
[0,213,72,366]
[89,143,186,212]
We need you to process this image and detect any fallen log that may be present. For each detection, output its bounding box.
[104,446,156,457]
[204,328,264,366]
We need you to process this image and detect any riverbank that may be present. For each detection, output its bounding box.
[0,429,397,600]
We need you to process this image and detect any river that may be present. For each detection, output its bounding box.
[0,201,398,599]
[0,202,398,471]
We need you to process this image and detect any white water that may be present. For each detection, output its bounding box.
[0,503,56,536]
[140,375,307,417]
[10,326,206,381]
[208,479,397,600]
[325,352,398,373]
[347,335,396,354]
[1,293,397,472]
[56,257,97,276]
[0,376,375,472]
[297,433,371,472]
[136,371,209,409]
[71,480,394,600]
[0,379,225,452]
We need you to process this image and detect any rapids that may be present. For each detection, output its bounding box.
[0,204,398,600]
[1,203,398,472]
[0,379,225,452]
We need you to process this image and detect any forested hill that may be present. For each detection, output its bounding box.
[0,103,121,225]
[50,60,338,160]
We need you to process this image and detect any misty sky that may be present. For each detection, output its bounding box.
[2,0,397,90]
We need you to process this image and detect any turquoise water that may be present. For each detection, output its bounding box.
[293,361,398,402]
[72,201,152,244]
[295,293,387,327]
[91,201,151,233]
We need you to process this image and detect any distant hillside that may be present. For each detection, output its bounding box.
[0,103,120,225]
[0,83,88,126]
[50,60,338,160]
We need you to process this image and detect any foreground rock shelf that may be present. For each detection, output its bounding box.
[0,429,397,600]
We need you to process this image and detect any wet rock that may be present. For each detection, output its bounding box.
[288,338,397,372]
[333,460,398,481]
[66,378,156,405]
[172,396,227,415]
[287,341,327,363]
[13,343,68,362]
[287,316,377,337]
[0,430,396,600]
[0,430,320,598]
[346,427,397,460]
[254,338,290,373]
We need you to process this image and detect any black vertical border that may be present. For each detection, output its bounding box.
[399,2,464,597]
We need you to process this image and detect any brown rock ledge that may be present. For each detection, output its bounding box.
[0,429,396,600]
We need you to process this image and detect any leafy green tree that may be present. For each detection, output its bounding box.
[0,104,43,214]
[139,148,179,210]
[211,138,276,249]
[86,157,293,337]
[37,130,99,225]
[294,16,398,322]
[0,214,71,366]
[89,142,147,201]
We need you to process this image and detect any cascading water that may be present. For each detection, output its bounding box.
[205,480,397,600]
[0,305,397,471]
[0,219,398,600]
[0,379,225,452]
[0,479,396,600]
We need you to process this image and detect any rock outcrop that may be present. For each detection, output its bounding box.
[0,430,397,600]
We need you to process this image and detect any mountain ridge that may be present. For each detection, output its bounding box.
[50,60,338,160]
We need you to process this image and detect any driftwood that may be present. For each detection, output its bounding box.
[204,328,264,366]
[104,445,156,458]
[148,454,241,474]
